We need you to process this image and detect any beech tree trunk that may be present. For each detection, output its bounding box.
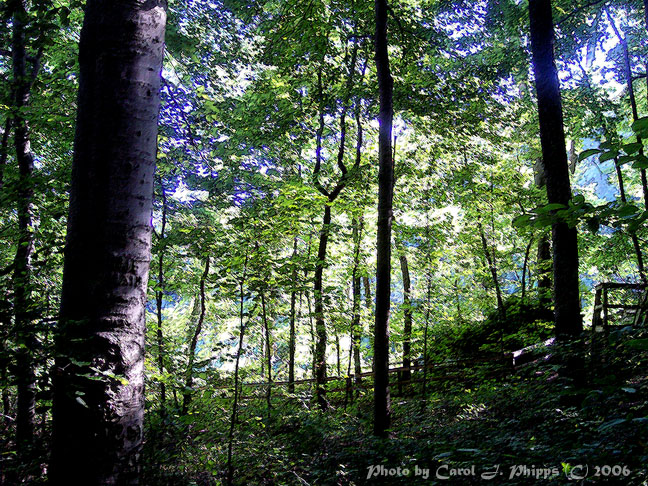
[399,255,412,382]
[529,0,582,337]
[50,2,166,483]
[374,0,393,438]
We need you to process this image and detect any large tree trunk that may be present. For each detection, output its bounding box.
[373,0,393,438]
[399,255,412,382]
[50,2,166,483]
[182,257,210,415]
[11,0,37,456]
[529,0,582,337]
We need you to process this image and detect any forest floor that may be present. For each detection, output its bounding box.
[144,329,648,486]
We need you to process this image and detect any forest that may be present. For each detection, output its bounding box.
[1,0,648,484]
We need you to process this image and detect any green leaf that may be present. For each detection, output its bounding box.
[512,214,532,228]
[616,204,639,218]
[622,142,643,155]
[578,148,601,161]
[632,155,648,169]
[599,150,619,163]
[536,203,567,214]
[631,117,648,135]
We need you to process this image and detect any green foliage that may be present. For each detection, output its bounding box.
[451,296,554,355]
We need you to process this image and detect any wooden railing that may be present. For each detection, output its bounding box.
[591,282,647,333]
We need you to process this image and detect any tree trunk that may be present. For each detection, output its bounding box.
[399,254,412,382]
[477,218,506,317]
[521,237,534,304]
[537,234,552,307]
[182,257,210,415]
[422,270,432,397]
[529,0,582,337]
[613,156,646,283]
[373,0,393,438]
[288,238,298,393]
[11,0,37,456]
[314,204,331,410]
[260,290,272,414]
[351,216,363,383]
[155,179,167,415]
[227,252,248,486]
[50,2,166,483]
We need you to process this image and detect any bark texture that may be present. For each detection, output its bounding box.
[529,0,582,337]
[51,2,166,483]
[374,0,393,437]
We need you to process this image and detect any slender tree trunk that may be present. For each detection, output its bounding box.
[399,255,412,382]
[314,205,330,409]
[51,2,166,483]
[351,216,363,383]
[537,234,552,306]
[288,238,298,393]
[477,218,506,317]
[182,257,210,415]
[227,253,248,486]
[521,237,534,304]
[422,270,432,397]
[364,276,371,309]
[155,180,167,415]
[335,330,341,376]
[613,156,646,283]
[11,0,36,456]
[529,0,582,337]
[260,291,272,414]
[374,0,394,438]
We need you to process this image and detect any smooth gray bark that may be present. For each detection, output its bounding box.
[51,2,166,483]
